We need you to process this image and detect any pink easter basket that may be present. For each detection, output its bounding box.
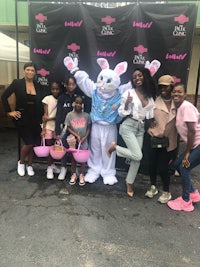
[50,140,67,160]
[72,142,90,163]
[33,138,50,157]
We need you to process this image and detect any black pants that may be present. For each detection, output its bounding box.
[149,146,177,192]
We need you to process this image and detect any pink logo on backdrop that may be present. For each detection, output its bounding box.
[35,13,47,23]
[97,50,116,57]
[166,53,187,60]
[67,43,80,52]
[132,21,153,29]
[101,16,116,25]
[37,69,50,77]
[64,20,83,27]
[33,48,51,54]
[134,45,148,54]
[172,76,181,83]
[174,14,189,24]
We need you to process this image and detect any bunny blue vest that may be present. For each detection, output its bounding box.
[91,89,121,124]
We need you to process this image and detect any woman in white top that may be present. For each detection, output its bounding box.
[107,67,156,197]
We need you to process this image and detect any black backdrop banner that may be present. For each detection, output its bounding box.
[29,3,197,88]
[29,3,197,172]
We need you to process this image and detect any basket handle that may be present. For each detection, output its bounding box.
[77,142,81,153]
[41,137,46,147]
[54,139,64,151]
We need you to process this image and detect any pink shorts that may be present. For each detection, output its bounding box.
[44,129,56,140]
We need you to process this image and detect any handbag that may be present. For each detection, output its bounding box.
[151,136,169,149]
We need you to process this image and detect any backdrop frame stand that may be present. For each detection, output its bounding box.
[9,0,21,173]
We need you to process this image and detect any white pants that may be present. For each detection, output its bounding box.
[85,123,117,184]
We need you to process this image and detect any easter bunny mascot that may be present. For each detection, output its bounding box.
[63,57,128,185]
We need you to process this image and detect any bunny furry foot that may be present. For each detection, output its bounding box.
[84,172,99,183]
[103,176,118,185]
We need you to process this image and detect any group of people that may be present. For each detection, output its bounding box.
[1,61,200,212]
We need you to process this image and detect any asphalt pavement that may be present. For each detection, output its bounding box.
[0,128,200,267]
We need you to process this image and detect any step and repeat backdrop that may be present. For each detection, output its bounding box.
[29,3,197,86]
[29,3,197,171]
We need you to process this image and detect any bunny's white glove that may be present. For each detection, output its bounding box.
[63,57,79,74]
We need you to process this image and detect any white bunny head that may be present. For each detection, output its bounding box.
[96,58,127,94]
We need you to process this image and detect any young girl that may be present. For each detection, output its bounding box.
[63,96,91,186]
[55,76,77,180]
[41,82,61,179]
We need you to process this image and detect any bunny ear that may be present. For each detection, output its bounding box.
[63,57,73,69]
[114,62,128,76]
[63,56,79,73]
[148,60,161,76]
[144,60,150,69]
[97,58,109,70]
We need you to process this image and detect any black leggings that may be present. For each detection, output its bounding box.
[149,147,176,192]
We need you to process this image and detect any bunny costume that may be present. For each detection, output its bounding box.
[64,57,128,185]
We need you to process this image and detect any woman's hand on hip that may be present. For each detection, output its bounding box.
[7,111,21,120]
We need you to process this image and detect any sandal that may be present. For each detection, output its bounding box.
[79,173,85,186]
[126,182,134,198]
[69,173,77,185]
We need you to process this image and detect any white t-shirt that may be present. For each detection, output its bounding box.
[176,100,200,148]
[42,95,58,131]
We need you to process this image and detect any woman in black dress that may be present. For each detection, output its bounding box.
[1,62,45,176]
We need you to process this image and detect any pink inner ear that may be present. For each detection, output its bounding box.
[101,61,108,69]
[115,65,124,75]
[149,66,155,74]
[68,62,73,69]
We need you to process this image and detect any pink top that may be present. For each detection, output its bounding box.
[176,100,200,148]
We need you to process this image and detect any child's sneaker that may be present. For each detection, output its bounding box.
[157,192,171,204]
[190,190,200,203]
[26,166,35,176]
[69,173,77,185]
[145,185,158,198]
[58,167,67,180]
[51,164,60,174]
[17,161,25,176]
[167,196,194,212]
[79,174,85,186]
[46,166,54,179]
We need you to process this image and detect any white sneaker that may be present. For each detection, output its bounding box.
[174,170,180,177]
[47,166,54,179]
[158,192,172,204]
[51,164,60,174]
[17,161,25,176]
[58,167,67,180]
[26,166,35,176]
[145,185,158,198]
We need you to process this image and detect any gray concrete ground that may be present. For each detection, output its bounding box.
[0,128,200,267]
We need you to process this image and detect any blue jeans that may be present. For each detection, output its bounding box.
[174,145,200,201]
[116,118,144,184]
